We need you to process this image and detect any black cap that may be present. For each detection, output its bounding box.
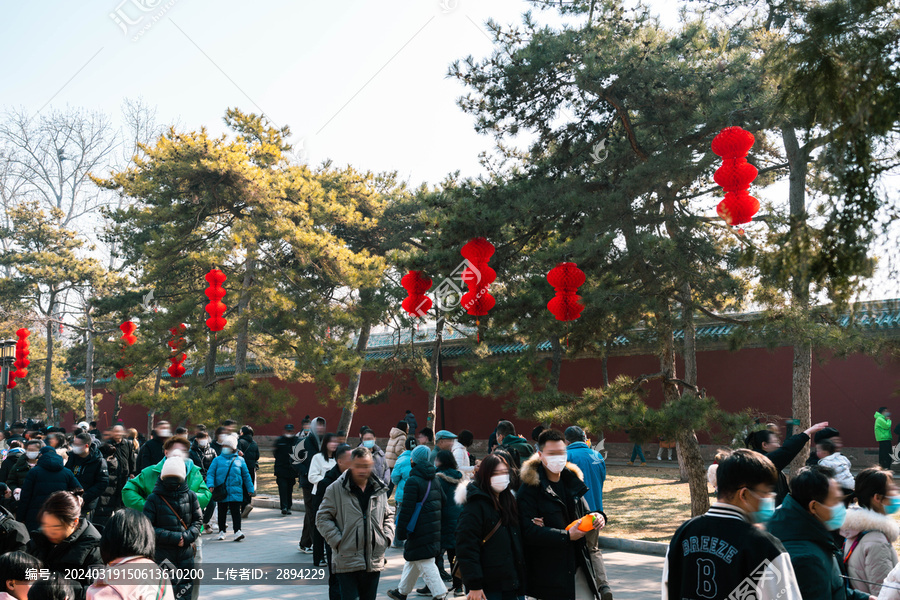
[284,424,295,431]
[813,427,840,443]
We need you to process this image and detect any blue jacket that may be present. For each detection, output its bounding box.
[566,441,606,512]
[206,453,254,503]
[18,447,82,531]
[391,450,413,504]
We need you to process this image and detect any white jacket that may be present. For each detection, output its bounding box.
[819,452,855,489]
[308,454,336,494]
[840,505,900,597]
[451,440,473,475]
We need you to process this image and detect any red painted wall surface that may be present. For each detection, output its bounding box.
[69,346,899,449]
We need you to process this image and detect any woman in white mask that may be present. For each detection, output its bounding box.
[452,453,526,600]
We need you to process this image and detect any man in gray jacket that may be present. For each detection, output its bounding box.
[316,446,394,600]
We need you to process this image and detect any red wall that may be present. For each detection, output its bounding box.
[69,346,900,448]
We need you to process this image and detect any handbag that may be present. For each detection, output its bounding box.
[406,480,432,533]
[210,458,235,502]
[159,495,197,557]
[451,519,502,580]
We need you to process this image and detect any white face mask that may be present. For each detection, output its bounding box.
[71,446,85,455]
[26,451,39,460]
[544,455,567,474]
[198,439,209,447]
[158,429,171,438]
[490,474,510,493]
[218,435,226,443]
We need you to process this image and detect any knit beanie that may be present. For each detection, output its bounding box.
[222,433,239,450]
[161,456,186,481]
[411,445,430,465]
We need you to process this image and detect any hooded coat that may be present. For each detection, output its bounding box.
[5,452,38,492]
[237,432,260,473]
[27,517,103,599]
[65,444,109,513]
[122,458,211,512]
[18,447,83,531]
[391,450,413,505]
[135,434,167,472]
[875,412,893,442]
[206,453,254,504]
[768,494,871,600]
[143,478,202,567]
[840,505,900,597]
[396,458,444,561]
[454,481,525,594]
[435,467,463,550]
[516,455,610,600]
[294,417,325,486]
[385,427,407,469]
[273,433,300,480]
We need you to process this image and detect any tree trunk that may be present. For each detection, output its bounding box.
[205,331,219,386]
[677,282,698,483]
[84,303,95,423]
[549,336,563,390]
[113,392,121,423]
[428,313,445,430]
[234,251,256,375]
[784,125,813,477]
[44,313,54,423]
[337,320,373,436]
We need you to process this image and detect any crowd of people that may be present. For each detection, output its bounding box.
[3,409,900,600]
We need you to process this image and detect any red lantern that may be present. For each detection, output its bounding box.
[400,270,433,317]
[115,368,133,380]
[711,127,755,160]
[460,238,496,318]
[120,321,137,346]
[167,324,188,379]
[204,269,228,332]
[714,158,758,193]
[10,328,31,388]
[461,238,495,264]
[716,191,760,227]
[547,262,585,321]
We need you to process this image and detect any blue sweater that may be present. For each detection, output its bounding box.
[566,442,606,512]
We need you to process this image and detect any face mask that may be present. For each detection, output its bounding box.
[26,451,39,460]
[286,432,295,437]
[490,474,510,493]
[198,439,209,447]
[222,447,234,455]
[543,455,567,474]
[158,429,171,437]
[362,440,375,449]
[747,490,776,524]
[218,436,226,443]
[71,446,85,455]
[822,502,847,531]
[162,478,182,490]
[885,496,900,515]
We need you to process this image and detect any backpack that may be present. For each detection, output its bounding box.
[495,444,522,469]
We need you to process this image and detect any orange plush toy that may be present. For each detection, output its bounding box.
[566,513,601,532]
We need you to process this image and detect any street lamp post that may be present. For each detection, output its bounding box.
[0,339,16,428]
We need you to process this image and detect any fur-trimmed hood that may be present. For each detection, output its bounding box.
[436,469,463,487]
[519,454,584,488]
[840,505,900,542]
[454,480,497,507]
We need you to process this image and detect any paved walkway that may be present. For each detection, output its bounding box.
[198,507,664,599]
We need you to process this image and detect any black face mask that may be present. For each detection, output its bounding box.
[162,478,182,492]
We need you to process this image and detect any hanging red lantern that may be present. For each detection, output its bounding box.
[10,328,31,388]
[713,158,758,193]
[711,127,755,160]
[401,270,433,317]
[115,368,133,380]
[460,238,496,318]
[166,324,187,379]
[547,262,586,321]
[461,237,495,264]
[716,191,761,227]
[205,269,228,332]
[120,321,137,346]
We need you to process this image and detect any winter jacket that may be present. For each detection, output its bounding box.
[359,443,388,484]
[308,453,336,495]
[498,434,535,468]
[65,445,110,513]
[18,447,83,531]
[237,433,260,473]
[273,434,299,480]
[0,505,29,554]
[5,453,37,492]
[143,478,202,567]
[454,481,525,594]
[768,494,870,600]
[391,450,413,505]
[404,412,418,433]
[86,555,176,600]
[294,417,326,486]
[566,441,607,512]
[451,440,473,475]
[397,459,443,561]
[316,470,394,574]
[27,517,103,600]
[878,563,900,600]
[819,452,855,490]
[122,458,211,512]
[0,449,23,485]
[876,412,893,442]
[435,468,463,550]
[93,447,121,530]
[110,439,137,479]
[840,505,899,597]
[206,453,254,504]
[516,455,610,600]
[761,432,810,506]
[385,427,406,469]
[188,441,217,479]
[135,435,166,472]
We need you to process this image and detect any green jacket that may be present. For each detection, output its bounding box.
[500,435,535,465]
[875,411,893,442]
[767,494,869,600]
[122,458,211,511]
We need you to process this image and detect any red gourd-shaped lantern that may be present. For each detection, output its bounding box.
[547,262,586,321]
[167,323,188,379]
[401,271,433,317]
[205,269,228,332]
[115,320,137,380]
[460,238,496,317]
[9,328,30,389]
[711,127,759,228]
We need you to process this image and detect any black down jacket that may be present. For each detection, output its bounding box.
[142,478,202,568]
[64,445,109,513]
[397,460,444,561]
[189,441,218,479]
[18,447,82,531]
[27,517,102,600]
[454,481,526,594]
[92,445,121,530]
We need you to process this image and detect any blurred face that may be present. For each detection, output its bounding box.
[315,422,326,436]
[336,452,352,472]
[111,426,124,442]
[166,442,189,458]
[47,437,59,448]
[156,423,171,438]
[41,513,78,545]
[350,455,374,488]
[417,433,428,446]
[335,435,346,444]
[761,433,781,453]
[4,577,32,600]
[810,478,843,523]
[436,438,454,451]
[101,430,112,441]
[327,439,339,453]
[816,444,829,460]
